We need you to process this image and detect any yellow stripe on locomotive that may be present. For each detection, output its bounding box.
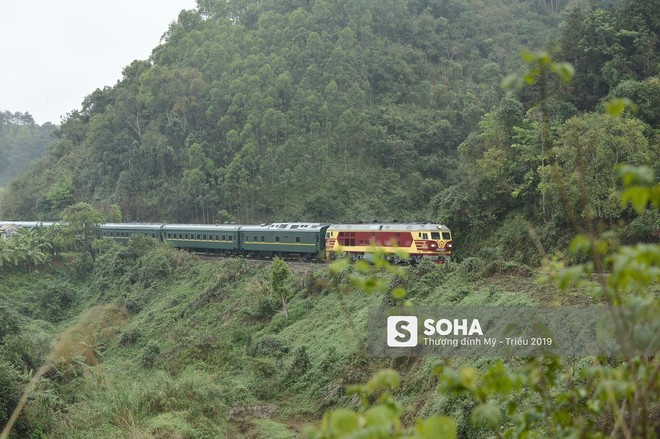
[325,223,452,263]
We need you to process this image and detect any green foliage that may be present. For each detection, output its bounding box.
[0,308,19,343]
[140,342,161,368]
[0,227,53,273]
[559,2,659,110]
[271,256,293,319]
[0,0,559,223]
[0,362,21,436]
[539,114,651,223]
[60,202,104,253]
[305,368,458,439]
[0,2,658,434]
[92,235,181,296]
[252,419,297,439]
[36,281,75,323]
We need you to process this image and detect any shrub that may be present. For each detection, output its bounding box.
[141,342,161,368]
[0,307,19,343]
[36,281,75,323]
[286,346,311,383]
[0,332,50,372]
[248,336,290,359]
[0,361,21,432]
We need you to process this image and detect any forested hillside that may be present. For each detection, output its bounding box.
[0,112,55,186]
[1,0,658,260]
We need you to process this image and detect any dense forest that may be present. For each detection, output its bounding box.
[0,1,658,437]
[0,112,55,186]
[1,0,658,261]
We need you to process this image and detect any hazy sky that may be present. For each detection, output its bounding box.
[0,0,197,125]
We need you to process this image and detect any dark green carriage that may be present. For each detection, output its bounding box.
[163,224,240,252]
[239,223,330,256]
[99,223,164,243]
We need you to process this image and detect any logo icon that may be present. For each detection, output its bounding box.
[387,316,418,347]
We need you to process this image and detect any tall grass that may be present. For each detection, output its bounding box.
[0,304,128,439]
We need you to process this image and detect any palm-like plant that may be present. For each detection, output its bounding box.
[0,227,53,273]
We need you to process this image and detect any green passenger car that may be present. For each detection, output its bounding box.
[240,223,330,257]
[162,224,241,253]
[99,223,163,243]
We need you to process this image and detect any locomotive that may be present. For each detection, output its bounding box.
[326,223,452,263]
[0,221,452,262]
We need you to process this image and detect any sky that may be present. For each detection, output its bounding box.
[0,0,197,125]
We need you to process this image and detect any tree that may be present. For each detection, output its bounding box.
[60,203,104,253]
[270,257,292,320]
[539,114,651,225]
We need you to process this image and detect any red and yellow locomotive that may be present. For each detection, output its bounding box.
[325,223,452,263]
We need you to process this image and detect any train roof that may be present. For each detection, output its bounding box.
[100,223,163,230]
[268,223,329,231]
[328,223,450,232]
[162,224,242,231]
[0,221,58,227]
[239,223,329,232]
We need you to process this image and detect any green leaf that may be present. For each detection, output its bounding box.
[391,287,407,299]
[553,62,575,83]
[354,259,371,273]
[621,186,651,215]
[501,73,522,90]
[569,235,591,254]
[604,98,637,116]
[367,369,401,392]
[328,409,359,435]
[329,258,349,274]
[364,405,396,428]
[460,367,479,390]
[416,415,457,439]
[471,403,502,427]
[520,49,536,63]
[616,165,654,186]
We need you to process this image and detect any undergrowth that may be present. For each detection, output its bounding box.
[0,239,572,438]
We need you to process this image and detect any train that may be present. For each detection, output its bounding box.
[0,221,452,263]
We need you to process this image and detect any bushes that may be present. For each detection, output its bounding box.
[36,281,76,323]
[92,236,180,291]
[0,361,21,434]
[0,332,50,372]
[452,255,534,280]
[141,342,161,368]
[0,307,19,343]
[248,336,290,359]
[59,367,229,438]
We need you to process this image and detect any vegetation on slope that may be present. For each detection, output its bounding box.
[0,160,657,438]
[0,1,658,434]
[0,236,574,438]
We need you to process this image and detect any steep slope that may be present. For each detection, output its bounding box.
[0,239,569,438]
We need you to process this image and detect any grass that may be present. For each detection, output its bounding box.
[0,242,579,438]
